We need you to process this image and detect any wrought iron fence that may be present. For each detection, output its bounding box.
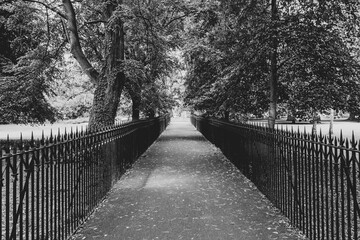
[191,115,360,240]
[1,115,170,240]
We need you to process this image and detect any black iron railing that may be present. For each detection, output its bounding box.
[1,115,170,240]
[191,115,360,240]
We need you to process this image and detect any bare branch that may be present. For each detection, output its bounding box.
[85,20,106,25]
[163,13,189,28]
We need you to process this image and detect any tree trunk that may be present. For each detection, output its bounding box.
[131,99,141,120]
[348,112,356,121]
[224,111,230,121]
[268,0,278,129]
[125,81,142,120]
[130,88,141,120]
[89,73,124,129]
[88,1,125,129]
[63,0,126,129]
[312,111,317,136]
[147,109,155,118]
[329,109,334,135]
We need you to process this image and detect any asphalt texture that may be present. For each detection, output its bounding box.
[71,120,307,240]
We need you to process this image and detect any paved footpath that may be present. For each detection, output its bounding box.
[72,120,307,240]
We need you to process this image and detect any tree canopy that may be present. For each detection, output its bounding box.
[183,0,360,125]
[1,0,360,127]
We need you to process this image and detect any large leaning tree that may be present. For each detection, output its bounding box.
[0,0,127,128]
[1,0,192,127]
[62,0,126,129]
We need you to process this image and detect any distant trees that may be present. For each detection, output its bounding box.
[183,0,360,127]
[122,0,187,119]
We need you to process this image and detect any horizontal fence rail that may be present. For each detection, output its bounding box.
[191,115,360,240]
[1,115,170,240]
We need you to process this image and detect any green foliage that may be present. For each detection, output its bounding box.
[4,0,360,125]
[50,55,94,120]
[141,77,178,118]
[0,1,63,124]
[183,0,360,120]
[277,1,360,116]
[0,45,60,123]
[183,0,271,118]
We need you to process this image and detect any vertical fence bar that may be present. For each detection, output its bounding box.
[44,139,49,239]
[319,134,325,240]
[352,135,358,240]
[65,136,70,237]
[324,137,330,240]
[19,140,24,240]
[21,146,26,240]
[11,145,17,239]
[306,133,310,238]
[30,143,35,240]
[35,143,40,240]
[62,133,67,239]
[14,141,22,239]
[297,133,302,234]
[293,130,300,230]
[289,131,293,225]
[54,136,59,240]
[335,136,341,240]
[59,135,64,239]
[76,133,81,230]
[340,134,346,240]
[315,136,320,240]
[345,139,350,240]
[0,146,2,240]
[49,136,54,240]
[40,139,45,239]
[330,137,336,240]
[70,134,75,233]
[311,135,316,239]
[5,145,10,240]
[0,145,2,240]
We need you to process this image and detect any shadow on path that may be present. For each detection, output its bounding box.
[71,121,306,240]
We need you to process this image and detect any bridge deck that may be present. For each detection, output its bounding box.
[71,120,306,240]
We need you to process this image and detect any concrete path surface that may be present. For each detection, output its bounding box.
[71,120,306,240]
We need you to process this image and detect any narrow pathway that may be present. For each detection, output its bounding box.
[72,120,306,240]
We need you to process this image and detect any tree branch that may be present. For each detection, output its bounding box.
[163,13,189,28]
[62,0,99,83]
[21,0,67,19]
[85,20,106,25]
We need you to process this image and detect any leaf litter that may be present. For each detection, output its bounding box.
[71,121,307,240]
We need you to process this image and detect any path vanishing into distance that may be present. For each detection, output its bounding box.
[71,119,307,240]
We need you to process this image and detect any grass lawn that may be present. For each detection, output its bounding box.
[249,117,360,140]
[276,119,360,140]
[2,116,360,142]
[0,118,89,140]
